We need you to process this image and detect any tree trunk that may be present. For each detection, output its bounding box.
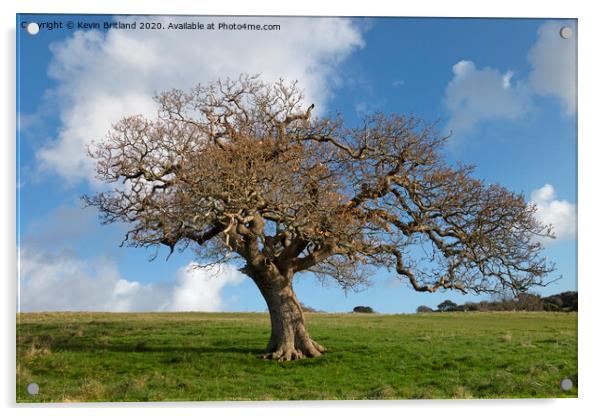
[250,268,327,361]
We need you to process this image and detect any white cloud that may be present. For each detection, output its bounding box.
[35,16,364,184]
[18,248,246,312]
[527,21,577,115]
[169,263,245,312]
[19,201,248,313]
[502,70,514,89]
[443,60,530,136]
[530,184,576,242]
[443,20,576,138]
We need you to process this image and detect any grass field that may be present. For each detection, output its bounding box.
[16,311,577,402]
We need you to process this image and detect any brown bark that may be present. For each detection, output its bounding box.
[250,268,326,361]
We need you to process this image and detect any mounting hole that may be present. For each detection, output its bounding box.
[559,26,572,39]
[560,378,573,391]
[26,22,40,35]
[26,383,39,395]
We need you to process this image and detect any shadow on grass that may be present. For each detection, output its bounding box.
[34,338,266,355]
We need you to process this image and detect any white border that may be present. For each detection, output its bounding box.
[3,1,600,415]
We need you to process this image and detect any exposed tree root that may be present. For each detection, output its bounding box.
[262,338,327,361]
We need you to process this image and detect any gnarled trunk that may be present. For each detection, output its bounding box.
[250,268,326,361]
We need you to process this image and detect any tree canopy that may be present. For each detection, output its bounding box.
[85,75,555,360]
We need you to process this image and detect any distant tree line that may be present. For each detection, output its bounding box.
[416,291,577,313]
[300,303,324,313]
[352,306,376,313]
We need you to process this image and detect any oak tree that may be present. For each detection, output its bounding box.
[85,75,554,361]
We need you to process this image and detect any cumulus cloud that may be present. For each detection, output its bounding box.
[527,21,577,115]
[443,60,530,136]
[169,263,245,312]
[18,250,245,312]
[35,16,364,184]
[443,20,576,137]
[530,184,576,242]
[18,202,247,312]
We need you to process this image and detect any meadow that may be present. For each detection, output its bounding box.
[16,311,577,402]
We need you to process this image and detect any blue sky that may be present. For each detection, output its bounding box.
[17,15,577,313]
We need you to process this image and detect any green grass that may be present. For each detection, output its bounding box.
[16,311,577,402]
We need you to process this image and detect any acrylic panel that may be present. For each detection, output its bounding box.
[16,14,577,402]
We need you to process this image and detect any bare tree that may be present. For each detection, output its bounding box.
[85,75,555,361]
